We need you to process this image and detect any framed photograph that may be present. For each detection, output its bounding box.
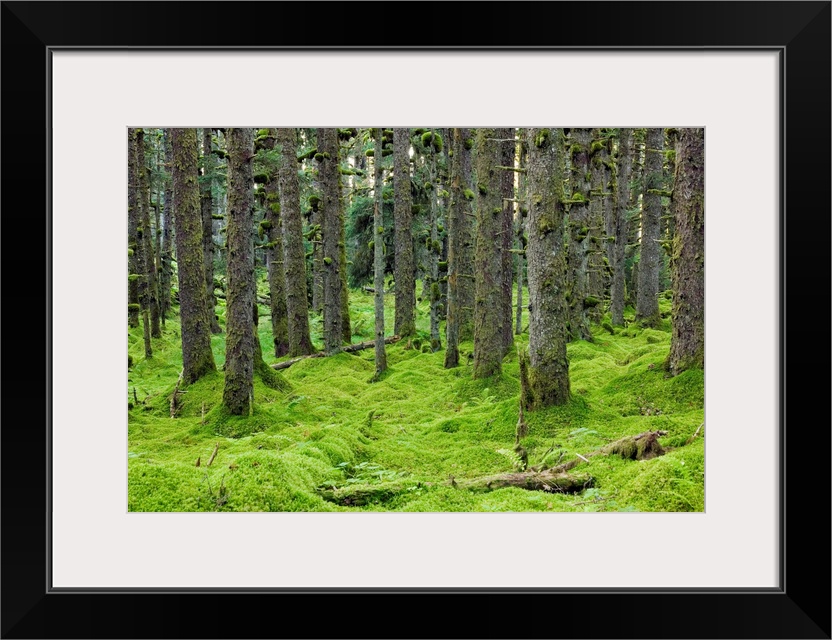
[3,1,829,638]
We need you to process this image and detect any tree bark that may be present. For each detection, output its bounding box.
[515,132,527,336]
[667,128,705,375]
[636,127,663,326]
[171,128,216,384]
[473,128,504,379]
[444,127,471,368]
[319,128,343,354]
[160,129,174,322]
[524,128,571,409]
[499,128,516,355]
[427,137,441,352]
[393,128,416,338]
[276,128,315,356]
[137,129,162,339]
[372,129,388,376]
[201,129,223,334]
[567,128,593,341]
[128,129,141,329]
[588,128,609,322]
[611,128,633,326]
[223,128,256,415]
[259,130,289,357]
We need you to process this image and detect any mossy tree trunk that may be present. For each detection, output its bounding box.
[667,128,704,376]
[223,128,256,415]
[137,128,162,339]
[611,128,633,326]
[276,128,315,356]
[498,128,516,355]
[151,131,164,316]
[128,129,141,329]
[338,137,352,346]
[132,130,152,358]
[171,128,216,384]
[473,128,504,379]
[444,127,474,368]
[635,127,663,327]
[319,128,343,355]
[515,131,527,336]
[524,128,570,409]
[260,130,289,357]
[393,127,416,339]
[372,129,388,376]
[201,129,223,334]
[566,128,593,342]
[160,129,174,323]
[587,129,610,323]
[427,137,442,352]
[626,128,647,308]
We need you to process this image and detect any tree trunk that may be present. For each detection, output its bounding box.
[338,143,352,346]
[393,128,416,338]
[160,129,174,322]
[636,127,663,326]
[131,130,152,358]
[444,127,470,368]
[128,129,141,329]
[428,141,441,352]
[567,128,593,341]
[588,129,609,322]
[276,128,315,356]
[223,128,256,415]
[319,128,343,354]
[372,129,388,376]
[171,128,216,384]
[524,128,570,409]
[473,128,504,379]
[499,128,515,355]
[260,130,289,357]
[667,128,704,375]
[515,133,527,336]
[626,128,647,308]
[611,128,633,326]
[201,129,223,334]
[137,129,162,339]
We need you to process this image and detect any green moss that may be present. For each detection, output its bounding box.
[463,189,475,201]
[128,303,141,311]
[464,137,474,150]
[533,129,550,148]
[323,256,333,266]
[477,183,488,196]
[424,181,433,190]
[314,153,325,162]
[129,291,702,513]
[308,195,321,210]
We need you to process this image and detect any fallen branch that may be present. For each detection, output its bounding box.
[271,335,401,370]
[169,370,184,418]
[207,442,219,467]
[686,422,704,445]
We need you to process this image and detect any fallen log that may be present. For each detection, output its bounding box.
[318,480,423,506]
[454,471,594,494]
[271,335,401,370]
[547,430,668,474]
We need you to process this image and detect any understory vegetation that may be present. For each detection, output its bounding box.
[128,287,704,513]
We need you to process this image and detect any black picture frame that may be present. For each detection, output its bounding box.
[2,2,829,638]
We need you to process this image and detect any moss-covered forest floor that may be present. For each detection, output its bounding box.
[128,287,704,512]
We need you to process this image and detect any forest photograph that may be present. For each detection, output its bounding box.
[127,127,704,513]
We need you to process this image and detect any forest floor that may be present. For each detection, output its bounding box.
[128,286,704,512]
